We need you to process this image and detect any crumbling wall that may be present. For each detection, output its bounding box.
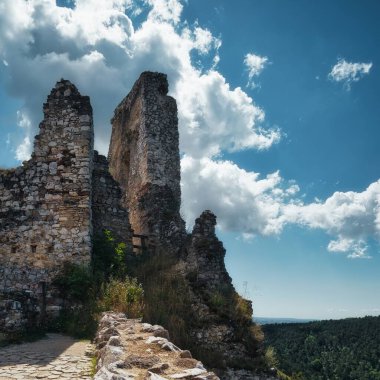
[93,312,220,380]
[92,151,132,245]
[0,80,94,313]
[185,211,232,290]
[107,73,266,375]
[108,72,185,244]
[178,211,265,374]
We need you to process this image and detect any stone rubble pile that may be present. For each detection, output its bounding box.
[94,312,220,380]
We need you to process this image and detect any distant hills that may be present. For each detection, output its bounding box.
[254,317,318,325]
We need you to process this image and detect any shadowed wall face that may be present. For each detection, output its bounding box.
[108,72,183,240]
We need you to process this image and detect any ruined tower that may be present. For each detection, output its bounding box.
[108,72,185,244]
[0,80,94,294]
[0,80,132,324]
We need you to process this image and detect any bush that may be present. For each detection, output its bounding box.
[50,230,139,338]
[92,229,129,279]
[128,250,194,347]
[52,262,93,303]
[97,277,144,317]
[265,346,279,368]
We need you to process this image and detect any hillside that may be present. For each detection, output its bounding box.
[263,315,380,380]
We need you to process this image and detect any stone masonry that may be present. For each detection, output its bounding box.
[0,79,132,330]
[0,80,94,292]
[108,72,185,246]
[0,72,268,377]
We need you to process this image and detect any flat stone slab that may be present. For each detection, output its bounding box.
[0,333,93,379]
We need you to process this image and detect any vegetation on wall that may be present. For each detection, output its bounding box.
[128,249,267,372]
[52,231,267,373]
[51,230,143,338]
[263,316,380,380]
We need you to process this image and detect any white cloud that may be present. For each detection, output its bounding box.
[282,181,380,258]
[182,157,380,259]
[192,27,217,55]
[327,238,370,259]
[15,110,32,161]
[328,58,373,89]
[0,0,379,259]
[181,156,299,236]
[177,70,281,157]
[0,0,278,161]
[146,0,183,25]
[15,136,31,162]
[244,52,269,88]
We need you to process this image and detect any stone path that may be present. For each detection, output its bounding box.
[0,333,93,379]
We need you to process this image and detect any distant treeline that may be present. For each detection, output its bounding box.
[262,315,380,380]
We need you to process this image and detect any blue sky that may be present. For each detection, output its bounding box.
[0,0,379,319]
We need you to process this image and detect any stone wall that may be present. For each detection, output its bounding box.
[108,72,185,245]
[0,72,268,376]
[92,151,132,245]
[93,312,220,380]
[0,80,134,333]
[0,80,94,296]
[107,73,267,375]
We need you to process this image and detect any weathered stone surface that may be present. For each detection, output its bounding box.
[0,72,270,378]
[108,72,185,245]
[94,312,220,380]
[92,151,132,246]
[0,80,97,331]
[0,333,93,379]
[0,80,133,334]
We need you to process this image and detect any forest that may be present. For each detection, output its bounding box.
[263,315,380,380]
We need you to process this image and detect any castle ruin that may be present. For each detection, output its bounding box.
[0,72,264,376]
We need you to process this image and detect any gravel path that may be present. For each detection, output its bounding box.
[0,333,93,379]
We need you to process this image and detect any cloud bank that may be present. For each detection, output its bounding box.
[0,0,378,259]
[328,58,373,90]
[182,157,380,259]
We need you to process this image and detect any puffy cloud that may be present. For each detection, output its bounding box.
[244,52,269,88]
[282,181,380,258]
[283,181,380,237]
[177,70,280,157]
[0,0,278,160]
[328,58,372,89]
[181,155,299,236]
[182,156,380,258]
[1,0,379,259]
[146,0,183,24]
[327,239,370,259]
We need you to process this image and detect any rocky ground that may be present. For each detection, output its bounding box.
[0,333,93,379]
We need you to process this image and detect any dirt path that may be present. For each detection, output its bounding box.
[0,333,93,379]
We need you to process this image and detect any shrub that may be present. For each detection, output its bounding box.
[92,229,129,279]
[50,230,139,338]
[52,262,93,303]
[97,277,144,317]
[265,346,279,368]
